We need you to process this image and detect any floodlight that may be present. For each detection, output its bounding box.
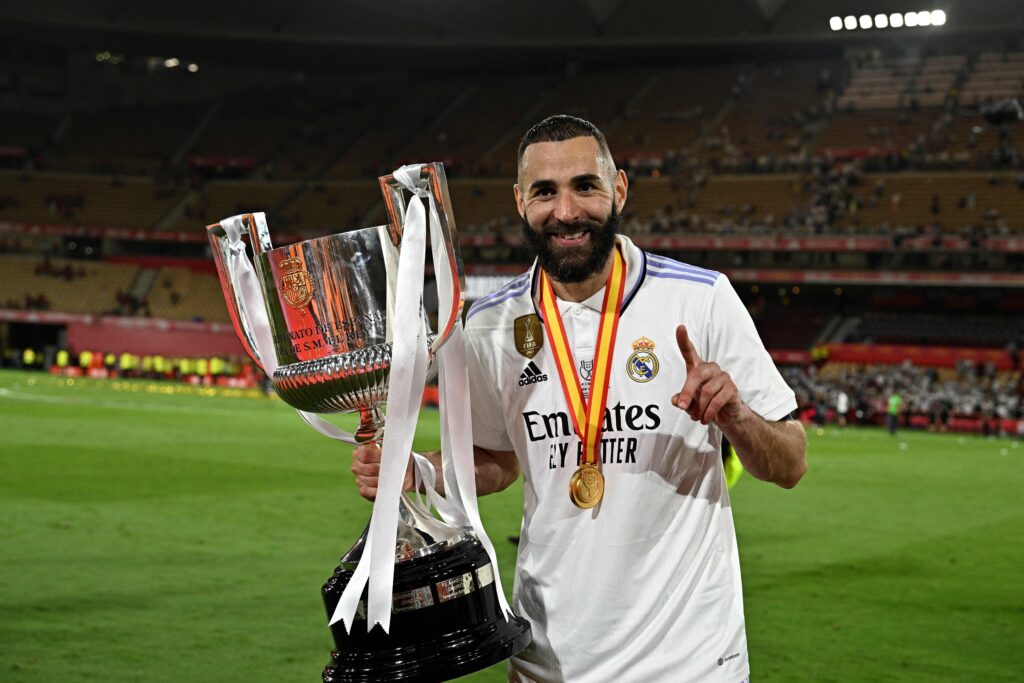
[890,13,904,27]
[187,63,199,73]
[904,12,919,27]
[916,10,932,26]
[874,14,889,28]
[830,16,843,31]
[931,9,946,25]
[844,15,857,30]
[164,57,180,68]
[859,15,873,29]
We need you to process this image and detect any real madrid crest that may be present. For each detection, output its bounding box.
[514,314,543,359]
[626,336,659,383]
[279,256,314,309]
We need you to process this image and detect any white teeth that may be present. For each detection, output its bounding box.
[561,231,584,239]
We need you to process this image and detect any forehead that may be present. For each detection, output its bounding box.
[519,136,612,184]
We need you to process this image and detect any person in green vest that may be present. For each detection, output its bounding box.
[153,355,166,379]
[119,352,133,377]
[887,389,903,436]
[79,350,93,372]
[196,357,209,384]
[22,347,37,369]
[56,349,70,372]
[722,439,745,489]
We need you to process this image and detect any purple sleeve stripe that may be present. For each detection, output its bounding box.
[467,284,531,319]
[646,254,720,280]
[468,273,530,305]
[647,269,717,286]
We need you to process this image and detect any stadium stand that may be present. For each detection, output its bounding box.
[49,104,202,175]
[1,44,1022,405]
[0,170,186,229]
[0,254,139,314]
[147,266,231,323]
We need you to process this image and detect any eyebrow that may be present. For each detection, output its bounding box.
[528,173,604,192]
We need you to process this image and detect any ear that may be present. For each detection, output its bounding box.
[613,168,628,214]
[514,183,525,218]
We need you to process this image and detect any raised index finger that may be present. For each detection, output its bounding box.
[675,324,702,371]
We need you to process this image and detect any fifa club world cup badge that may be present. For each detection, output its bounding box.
[514,314,543,359]
[626,336,659,383]
[280,256,314,309]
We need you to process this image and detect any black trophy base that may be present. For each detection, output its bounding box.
[321,535,531,682]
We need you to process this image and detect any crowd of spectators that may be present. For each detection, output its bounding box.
[112,290,151,317]
[783,359,1024,435]
[5,293,51,310]
[34,254,87,281]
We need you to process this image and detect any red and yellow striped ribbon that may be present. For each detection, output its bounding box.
[538,246,626,468]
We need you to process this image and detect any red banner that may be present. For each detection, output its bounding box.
[65,318,244,357]
[725,269,1024,287]
[105,255,216,274]
[769,349,812,365]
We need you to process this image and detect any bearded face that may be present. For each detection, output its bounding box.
[520,205,621,284]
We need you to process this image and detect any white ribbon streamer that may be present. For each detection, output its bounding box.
[333,170,430,632]
[425,196,512,618]
[436,324,512,619]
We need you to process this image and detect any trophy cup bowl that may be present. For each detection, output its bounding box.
[207,164,530,682]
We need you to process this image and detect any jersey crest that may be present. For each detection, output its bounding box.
[626,336,659,383]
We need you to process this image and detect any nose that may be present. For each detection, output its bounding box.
[553,192,582,224]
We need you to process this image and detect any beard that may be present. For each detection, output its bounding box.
[521,206,621,284]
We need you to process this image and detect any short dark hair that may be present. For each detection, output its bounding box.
[517,115,613,171]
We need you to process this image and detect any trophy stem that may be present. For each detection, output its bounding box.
[355,406,385,444]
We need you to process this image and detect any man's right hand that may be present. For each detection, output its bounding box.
[350,444,415,501]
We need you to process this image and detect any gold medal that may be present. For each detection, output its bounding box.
[569,464,605,509]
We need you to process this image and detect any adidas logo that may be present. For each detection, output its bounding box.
[518,361,548,387]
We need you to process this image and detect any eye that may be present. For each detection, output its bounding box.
[577,182,595,192]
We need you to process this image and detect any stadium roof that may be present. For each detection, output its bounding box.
[1,0,1022,71]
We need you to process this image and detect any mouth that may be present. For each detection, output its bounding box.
[547,229,590,247]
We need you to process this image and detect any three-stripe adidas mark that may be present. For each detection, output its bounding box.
[518,361,548,387]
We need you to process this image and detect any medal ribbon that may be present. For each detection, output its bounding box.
[538,246,626,468]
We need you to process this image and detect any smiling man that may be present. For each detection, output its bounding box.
[352,115,807,682]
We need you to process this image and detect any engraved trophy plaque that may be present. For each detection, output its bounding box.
[207,163,530,681]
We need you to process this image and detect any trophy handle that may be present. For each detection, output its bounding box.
[206,213,273,369]
[378,163,466,355]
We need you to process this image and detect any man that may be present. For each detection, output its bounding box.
[353,115,807,682]
[887,389,902,436]
[836,387,850,428]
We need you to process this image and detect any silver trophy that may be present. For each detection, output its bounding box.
[207,163,529,682]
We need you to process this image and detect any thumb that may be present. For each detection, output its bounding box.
[675,324,702,370]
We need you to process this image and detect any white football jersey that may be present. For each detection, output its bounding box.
[465,235,797,683]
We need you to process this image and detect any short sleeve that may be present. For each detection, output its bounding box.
[706,275,797,421]
[465,326,515,451]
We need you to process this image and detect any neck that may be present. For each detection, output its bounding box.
[546,251,615,303]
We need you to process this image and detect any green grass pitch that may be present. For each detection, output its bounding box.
[1,369,1022,682]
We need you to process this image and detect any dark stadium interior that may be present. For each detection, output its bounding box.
[3,4,1024,683]
[1,0,1023,432]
